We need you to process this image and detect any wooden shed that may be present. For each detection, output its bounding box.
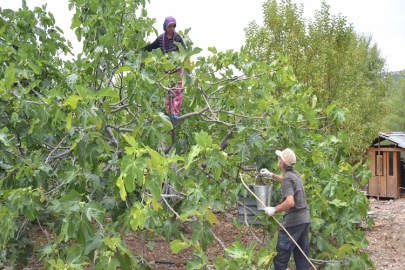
[366,132,405,199]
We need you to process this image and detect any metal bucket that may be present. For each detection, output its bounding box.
[253,185,273,210]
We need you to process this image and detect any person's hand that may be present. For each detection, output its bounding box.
[260,168,273,179]
[264,206,276,216]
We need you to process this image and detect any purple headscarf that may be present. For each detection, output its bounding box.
[163,16,178,53]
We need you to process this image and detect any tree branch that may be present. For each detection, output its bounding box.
[177,107,209,120]
[106,127,118,147]
[45,181,69,195]
[0,145,23,159]
[241,198,264,245]
[106,124,133,133]
[213,110,265,119]
[161,196,181,219]
[208,72,267,97]
[46,149,74,162]
[200,88,220,121]
[240,166,257,172]
[45,134,69,163]
[24,100,43,105]
[296,116,329,123]
[200,113,236,127]
[197,164,224,182]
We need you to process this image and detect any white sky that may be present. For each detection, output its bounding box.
[2,0,404,71]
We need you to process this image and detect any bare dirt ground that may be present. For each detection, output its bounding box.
[4,196,405,269]
[121,208,267,270]
[363,196,405,270]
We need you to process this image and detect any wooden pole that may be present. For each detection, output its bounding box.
[239,174,317,270]
[377,136,383,201]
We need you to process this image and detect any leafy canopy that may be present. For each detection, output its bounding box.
[0,0,374,269]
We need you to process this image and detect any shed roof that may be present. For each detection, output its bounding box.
[379,132,405,148]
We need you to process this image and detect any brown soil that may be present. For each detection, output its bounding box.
[121,208,267,270]
[4,198,405,269]
[363,197,405,270]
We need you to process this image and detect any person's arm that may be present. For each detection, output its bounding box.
[264,194,295,216]
[275,195,295,213]
[271,173,283,183]
[143,37,159,52]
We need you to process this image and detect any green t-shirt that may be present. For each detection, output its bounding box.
[281,169,311,227]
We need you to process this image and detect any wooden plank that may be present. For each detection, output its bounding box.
[238,197,263,225]
[368,148,405,152]
[238,215,262,225]
[386,152,396,198]
[398,152,402,198]
[380,152,387,197]
[237,200,262,215]
[377,154,383,176]
[396,152,401,198]
[369,176,378,196]
[238,197,257,206]
[237,185,273,225]
[369,150,376,176]
[368,149,378,196]
[238,206,262,215]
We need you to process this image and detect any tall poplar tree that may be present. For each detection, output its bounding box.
[383,71,405,131]
[245,0,391,160]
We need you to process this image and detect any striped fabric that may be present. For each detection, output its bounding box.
[158,33,185,53]
[144,16,186,53]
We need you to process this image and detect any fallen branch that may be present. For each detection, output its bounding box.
[212,231,226,249]
[242,197,264,245]
[310,258,347,265]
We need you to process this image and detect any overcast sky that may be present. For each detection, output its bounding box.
[2,0,404,71]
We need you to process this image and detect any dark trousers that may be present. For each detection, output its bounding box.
[274,222,310,270]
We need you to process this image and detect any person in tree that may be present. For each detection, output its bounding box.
[144,16,186,120]
[260,148,311,270]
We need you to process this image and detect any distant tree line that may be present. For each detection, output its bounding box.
[384,70,405,131]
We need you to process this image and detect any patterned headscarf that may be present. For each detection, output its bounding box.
[163,16,178,53]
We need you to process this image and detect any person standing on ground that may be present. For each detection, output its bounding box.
[144,16,186,120]
[260,148,311,270]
